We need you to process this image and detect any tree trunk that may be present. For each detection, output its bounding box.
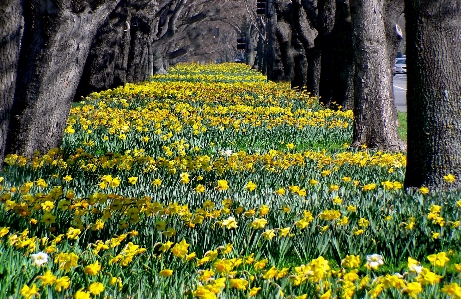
[266,2,279,81]
[404,0,461,191]
[291,38,308,88]
[0,0,23,168]
[245,24,258,68]
[317,0,336,106]
[318,0,355,110]
[257,33,266,73]
[147,43,154,77]
[276,20,295,82]
[306,48,321,96]
[75,0,132,101]
[292,0,319,95]
[6,0,120,157]
[330,0,354,110]
[75,0,158,100]
[127,1,157,81]
[350,0,404,151]
[152,45,168,74]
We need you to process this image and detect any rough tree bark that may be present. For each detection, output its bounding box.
[0,0,23,168]
[349,0,405,151]
[299,0,321,95]
[275,2,295,82]
[318,0,355,110]
[75,0,134,100]
[292,0,320,95]
[128,0,158,80]
[244,24,259,68]
[265,0,279,81]
[329,0,354,110]
[289,0,313,89]
[291,35,308,88]
[404,0,461,191]
[75,0,164,99]
[151,0,187,74]
[269,0,315,88]
[5,0,120,158]
[317,0,336,106]
[75,0,160,100]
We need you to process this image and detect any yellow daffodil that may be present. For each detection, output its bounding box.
[427,252,449,267]
[54,276,71,292]
[171,239,189,258]
[341,255,361,269]
[245,181,257,191]
[195,184,205,193]
[159,269,174,277]
[74,290,92,299]
[41,212,56,225]
[20,283,40,299]
[229,278,248,290]
[417,268,442,285]
[216,180,229,191]
[261,229,276,240]
[128,176,138,185]
[441,283,461,298]
[251,218,267,229]
[221,216,238,229]
[84,261,101,276]
[444,174,456,183]
[249,286,262,297]
[88,282,105,295]
[403,282,422,298]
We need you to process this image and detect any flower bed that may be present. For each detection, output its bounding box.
[1,63,461,299]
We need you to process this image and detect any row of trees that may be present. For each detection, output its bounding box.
[243,0,404,151]
[242,0,461,191]
[1,0,245,164]
[1,0,460,191]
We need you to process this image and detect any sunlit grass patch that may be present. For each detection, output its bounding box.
[398,111,407,141]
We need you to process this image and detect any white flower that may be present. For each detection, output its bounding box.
[366,254,384,269]
[31,252,49,266]
[409,264,423,274]
[219,149,233,157]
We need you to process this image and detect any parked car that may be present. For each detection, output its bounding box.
[393,58,406,75]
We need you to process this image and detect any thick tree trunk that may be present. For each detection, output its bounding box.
[75,0,157,100]
[350,0,404,151]
[330,0,354,110]
[291,38,308,88]
[152,45,168,74]
[317,0,336,106]
[318,0,355,110]
[127,2,157,81]
[0,0,23,167]
[306,48,321,96]
[266,3,279,81]
[75,0,132,100]
[404,1,461,191]
[276,21,294,82]
[244,25,258,68]
[291,0,318,93]
[256,33,266,73]
[6,0,120,157]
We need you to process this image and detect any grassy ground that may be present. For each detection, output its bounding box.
[3,64,460,299]
[398,111,407,141]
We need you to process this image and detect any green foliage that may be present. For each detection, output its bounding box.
[398,112,407,141]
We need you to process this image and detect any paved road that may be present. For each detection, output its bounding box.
[393,74,407,112]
